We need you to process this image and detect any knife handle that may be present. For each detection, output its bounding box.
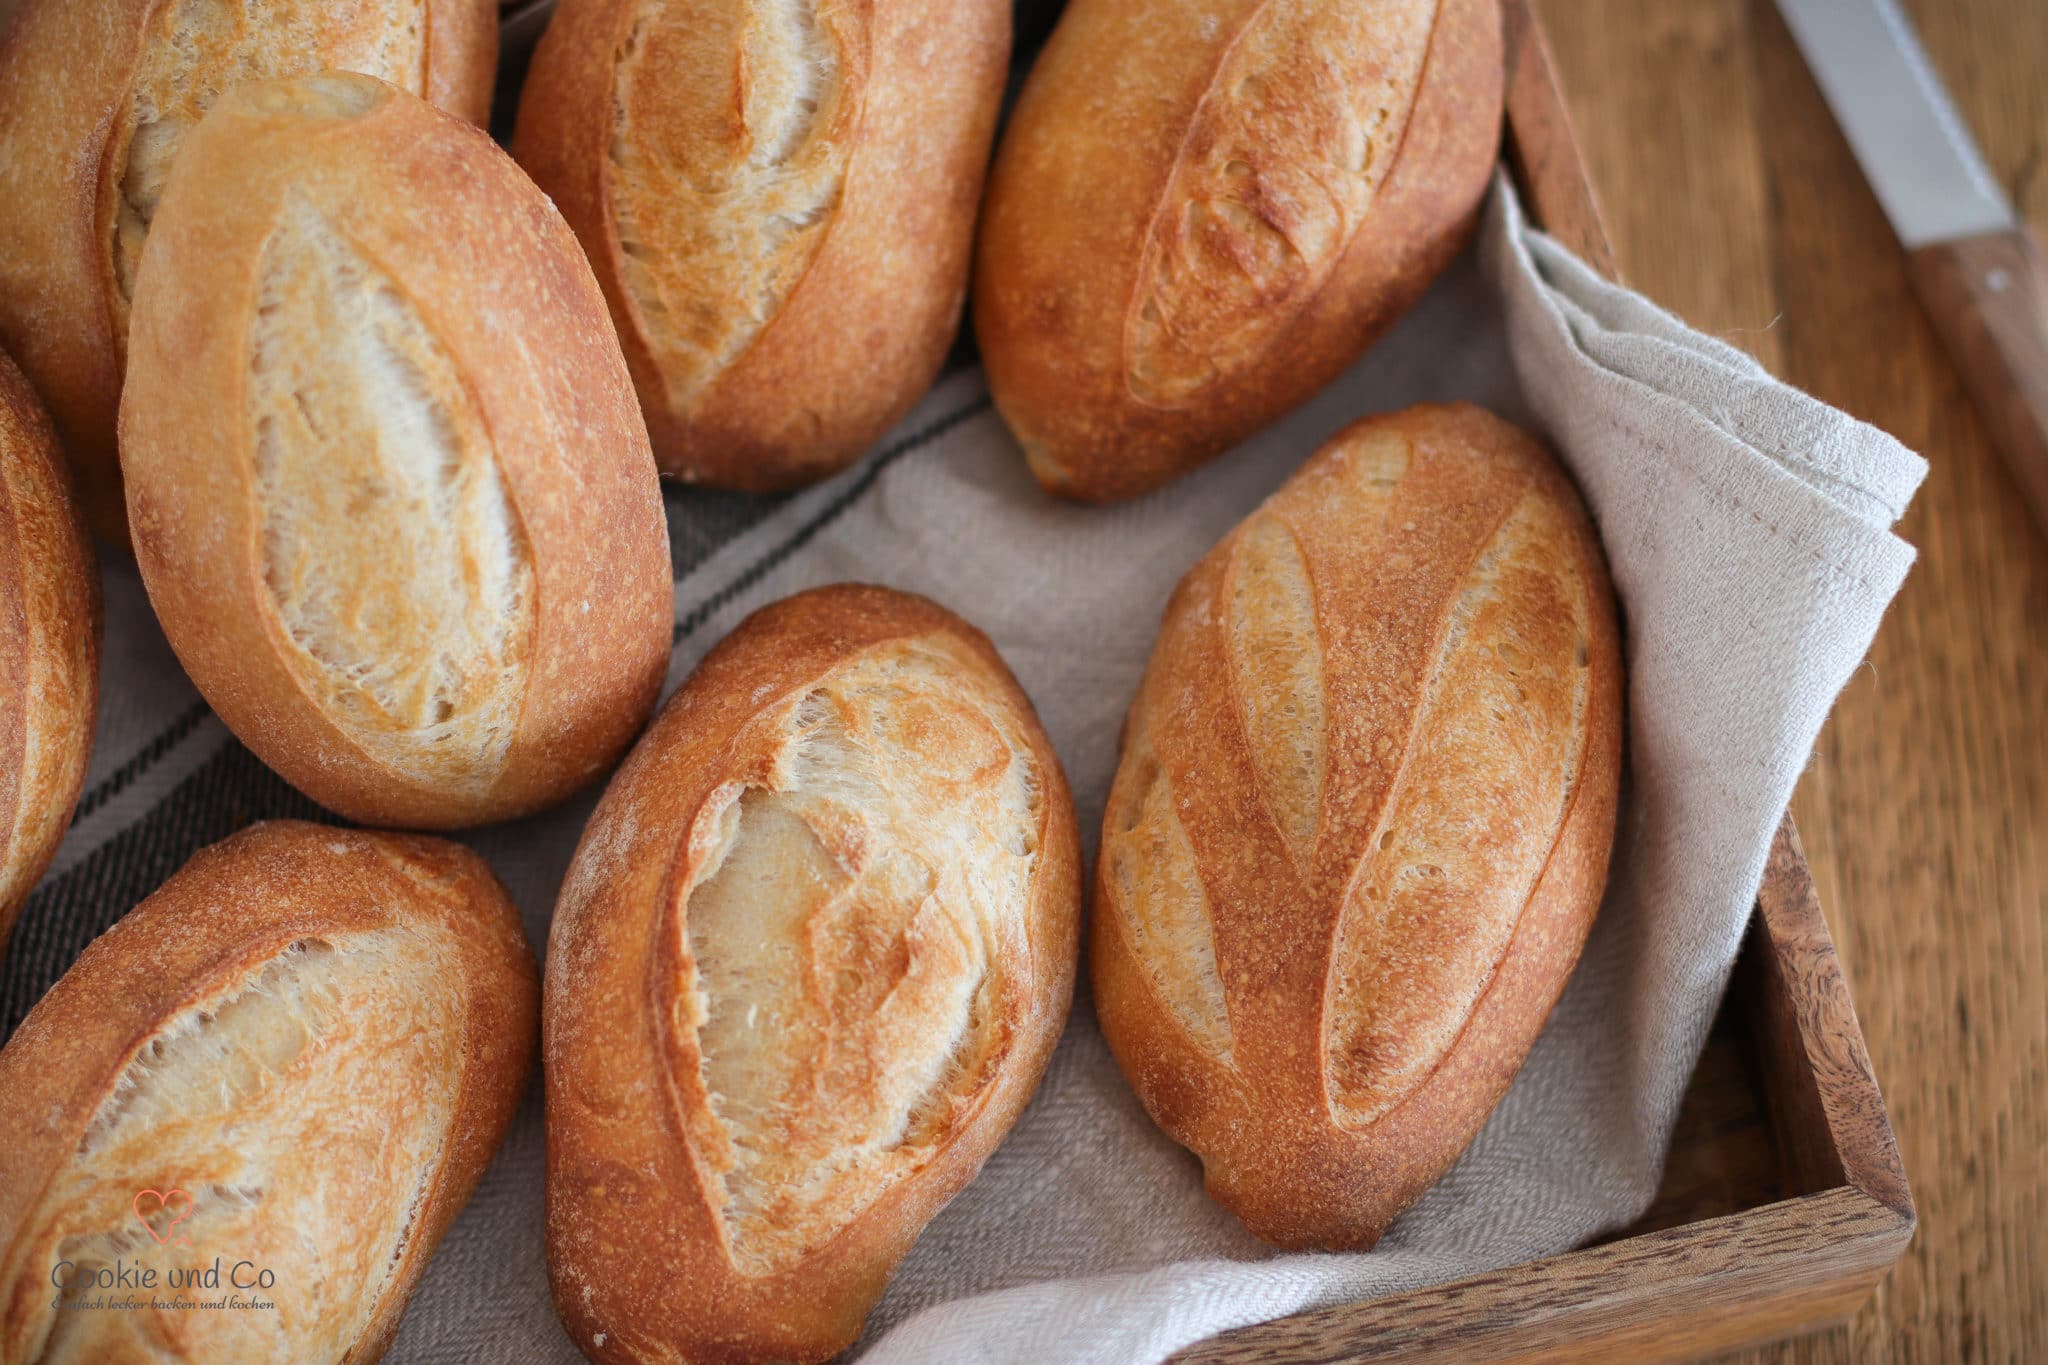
[1908,226,2048,538]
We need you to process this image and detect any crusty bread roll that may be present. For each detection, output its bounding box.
[118,73,673,830]
[0,349,97,961]
[0,820,537,1364]
[513,0,1010,490]
[0,0,498,546]
[1094,404,1623,1248]
[547,585,1079,1362]
[975,0,1503,502]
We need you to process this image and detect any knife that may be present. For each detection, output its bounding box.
[1777,0,2048,538]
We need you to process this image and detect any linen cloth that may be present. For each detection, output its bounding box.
[0,178,1925,1363]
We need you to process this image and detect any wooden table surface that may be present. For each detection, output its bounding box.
[1534,2,2046,1361]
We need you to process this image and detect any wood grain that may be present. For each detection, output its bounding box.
[1539,0,2048,1360]
[1907,227,2048,537]
[1501,0,1617,279]
[1749,822,1913,1219]
[1177,1189,1907,1365]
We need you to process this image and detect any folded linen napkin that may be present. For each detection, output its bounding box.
[0,176,1924,1363]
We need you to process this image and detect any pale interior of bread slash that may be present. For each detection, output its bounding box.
[248,192,536,793]
[18,929,462,1362]
[110,0,431,337]
[609,0,850,411]
[677,643,1043,1274]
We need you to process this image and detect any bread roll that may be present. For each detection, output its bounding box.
[513,0,1010,490]
[1094,404,1622,1248]
[0,820,537,1364]
[0,349,97,961]
[547,585,1079,1362]
[0,0,498,546]
[975,0,1503,502]
[119,73,673,830]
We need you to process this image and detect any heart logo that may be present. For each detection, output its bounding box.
[131,1188,195,1246]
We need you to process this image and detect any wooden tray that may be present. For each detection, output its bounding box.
[1178,4,1916,1361]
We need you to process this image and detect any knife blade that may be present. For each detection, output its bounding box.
[1777,0,2011,246]
[1776,0,2048,538]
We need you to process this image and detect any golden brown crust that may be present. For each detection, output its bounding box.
[0,0,499,546]
[975,0,1503,502]
[546,584,1081,1363]
[119,73,672,830]
[513,0,1011,491]
[0,820,538,1363]
[0,348,97,962]
[1092,404,1624,1248]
